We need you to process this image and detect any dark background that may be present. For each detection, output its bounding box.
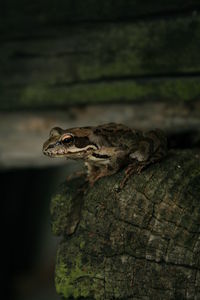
[1,1,200,299]
[2,167,63,300]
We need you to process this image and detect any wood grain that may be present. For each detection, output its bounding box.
[1,13,200,108]
[51,150,200,299]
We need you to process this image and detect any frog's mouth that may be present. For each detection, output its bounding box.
[43,149,67,157]
[43,147,94,158]
[42,142,67,157]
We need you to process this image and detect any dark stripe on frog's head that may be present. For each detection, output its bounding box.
[74,136,98,149]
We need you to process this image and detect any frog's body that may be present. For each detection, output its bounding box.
[43,123,167,186]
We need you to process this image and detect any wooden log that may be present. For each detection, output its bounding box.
[1,13,200,109]
[1,78,200,110]
[1,0,200,32]
[51,150,200,299]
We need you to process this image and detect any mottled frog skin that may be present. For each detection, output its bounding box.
[43,123,167,186]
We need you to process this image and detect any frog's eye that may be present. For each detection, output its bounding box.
[61,133,74,145]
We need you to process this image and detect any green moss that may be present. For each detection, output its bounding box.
[80,241,86,249]
[50,188,73,236]
[158,79,200,101]
[50,177,86,236]
[1,77,200,110]
[55,240,102,299]
[50,192,69,236]
[56,254,90,298]
[1,14,200,109]
[21,78,200,104]
[51,150,200,299]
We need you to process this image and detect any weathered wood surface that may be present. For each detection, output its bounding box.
[1,103,200,169]
[51,150,200,299]
[1,0,200,30]
[1,10,200,109]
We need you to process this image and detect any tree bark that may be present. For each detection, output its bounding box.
[51,149,200,299]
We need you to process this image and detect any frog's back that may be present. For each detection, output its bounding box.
[93,123,141,148]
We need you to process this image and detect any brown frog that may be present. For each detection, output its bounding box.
[43,123,167,187]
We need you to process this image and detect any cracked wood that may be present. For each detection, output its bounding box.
[51,149,200,299]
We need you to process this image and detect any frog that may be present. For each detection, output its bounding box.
[43,123,167,187]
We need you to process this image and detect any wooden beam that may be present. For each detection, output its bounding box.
[1,13,200,108]
[1,0,200,31]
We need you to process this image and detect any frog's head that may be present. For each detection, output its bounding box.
[43,126,98,159]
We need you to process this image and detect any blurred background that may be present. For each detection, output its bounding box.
[1,1,200,299]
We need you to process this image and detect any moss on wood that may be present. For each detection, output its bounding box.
[51,150,200,299]
[1,77,200,110]
[1,14,200,109]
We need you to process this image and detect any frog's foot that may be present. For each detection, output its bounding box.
[88,176,99,187]
[120,162,146,189]
[88,172,106,187]
[88,166,115,187]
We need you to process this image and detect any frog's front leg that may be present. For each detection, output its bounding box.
[86,147,128,186]
[120,141,150,188]
[121,130,167,188]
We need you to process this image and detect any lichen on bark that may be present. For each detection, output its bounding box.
[51,150,200,299]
